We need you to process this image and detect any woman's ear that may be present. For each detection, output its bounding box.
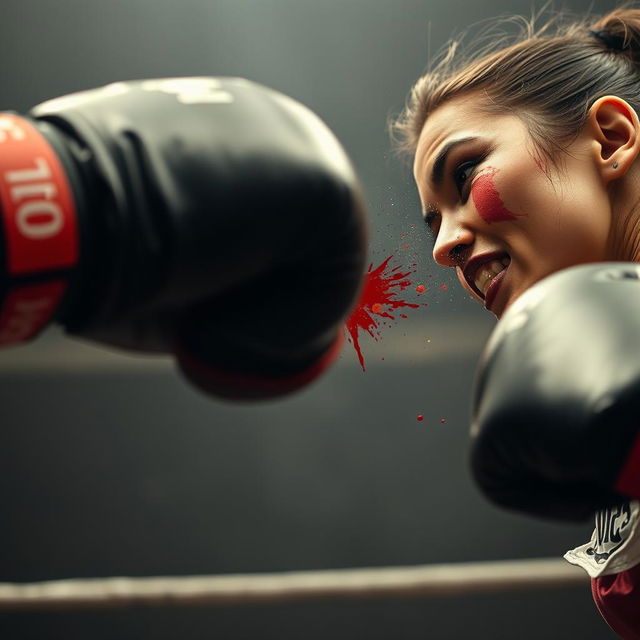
[586,95,640,184]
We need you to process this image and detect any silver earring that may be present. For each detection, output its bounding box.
[613,161,619,169]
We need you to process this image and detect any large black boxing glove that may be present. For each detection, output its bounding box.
[471,263,640,521]
[0,77,367,399]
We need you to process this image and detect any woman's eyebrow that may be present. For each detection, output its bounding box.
[430,136,479,187]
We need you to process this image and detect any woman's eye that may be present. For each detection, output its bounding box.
[453,160,478,193]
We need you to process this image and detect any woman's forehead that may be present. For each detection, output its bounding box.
[413,97,482,181]
[413,94,520,181]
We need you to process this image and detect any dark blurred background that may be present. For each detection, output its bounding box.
[0,0,623,638]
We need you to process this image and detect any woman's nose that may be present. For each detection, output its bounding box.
[432,220,475,267]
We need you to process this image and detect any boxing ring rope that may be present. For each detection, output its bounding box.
[0,558,587,610]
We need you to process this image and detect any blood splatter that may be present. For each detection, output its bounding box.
[416,284,425,293]
[440,418,446,424]
[471,168,518,224]
[417,414,424,422]
[439,284,448,292]
[345,255,424,371]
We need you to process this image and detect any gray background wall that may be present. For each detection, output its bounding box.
[0,0,623,638]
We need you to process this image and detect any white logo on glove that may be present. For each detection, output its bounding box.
[140,78,234,104]
[0,117,26,143]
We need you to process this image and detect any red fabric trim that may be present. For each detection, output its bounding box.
[592,564,640,639]
[0,113,78,275]
[175,332,345,400]
[615,433,640,499]
[0,280,66,346]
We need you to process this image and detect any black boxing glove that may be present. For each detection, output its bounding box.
[471,263,640,521]
[0,77,367,399]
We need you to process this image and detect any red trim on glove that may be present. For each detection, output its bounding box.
[0,113,78,275]
[0,280,66,347]
[0,113,78,346]
[615,432,640,500]
[592,564,640,640]
[175,332,345,401]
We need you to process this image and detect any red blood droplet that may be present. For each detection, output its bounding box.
[417,414,424,422]
[439,284,448,292]
[416,284,425,293]
[440,418,446,424]
[344,254,426,371]
[401,243,409,249]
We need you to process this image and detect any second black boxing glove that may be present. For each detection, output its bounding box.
[0,77,368,399]
[471,263,640,521]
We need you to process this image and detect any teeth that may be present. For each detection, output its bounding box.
[474,256,510,296]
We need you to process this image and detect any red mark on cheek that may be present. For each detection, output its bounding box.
[345,255,425,371]
[471,168,518,224]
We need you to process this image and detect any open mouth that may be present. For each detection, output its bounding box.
[474,255,510,298]
[463,252,511,301]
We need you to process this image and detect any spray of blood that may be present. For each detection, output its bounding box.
[345,255,424,371]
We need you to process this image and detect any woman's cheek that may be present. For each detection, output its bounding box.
[471,168,518,224]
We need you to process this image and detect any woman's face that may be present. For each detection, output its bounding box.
[413,93,614,319]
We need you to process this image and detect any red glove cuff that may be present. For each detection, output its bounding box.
[0,113,78,346]
[174,332,345,401]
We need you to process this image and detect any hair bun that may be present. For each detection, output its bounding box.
[588,9,640,64]
[588,28,628,51]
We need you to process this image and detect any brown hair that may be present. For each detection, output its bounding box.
[391,4,640,167]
